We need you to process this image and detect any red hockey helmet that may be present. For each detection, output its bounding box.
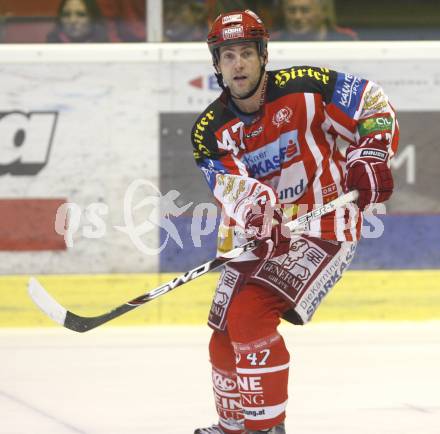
[207,9,269,63]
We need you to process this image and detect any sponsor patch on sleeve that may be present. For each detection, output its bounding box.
[198,158,227,190]
[358,115,393,138]
[361,85,389,116]
[331,72,367,118]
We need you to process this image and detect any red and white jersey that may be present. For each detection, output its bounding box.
[191,66,399,246]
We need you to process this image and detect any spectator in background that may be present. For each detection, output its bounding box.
[0,3,12,43]
[97,0,146,42]
[47,0,107,42]
[207,0,250,18]
[164,0,208,42]
[274,0,358,41]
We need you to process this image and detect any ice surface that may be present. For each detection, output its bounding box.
[1,323,439,434]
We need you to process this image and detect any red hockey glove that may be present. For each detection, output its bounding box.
[345,139,394,211]
[244,200,291,260]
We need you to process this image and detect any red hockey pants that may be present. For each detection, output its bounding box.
[209,281,291,433]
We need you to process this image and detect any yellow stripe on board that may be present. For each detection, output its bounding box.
[0,270,439,327]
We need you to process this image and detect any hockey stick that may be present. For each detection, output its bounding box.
[28,190,358,333]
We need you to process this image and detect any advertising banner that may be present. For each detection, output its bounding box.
[0,62,161,273]
[158,44,440,271]
[0,43,438,273]
[159,112,440,271]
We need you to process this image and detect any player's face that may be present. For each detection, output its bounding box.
[218,42,264,99]
[283,0,323,35]
[60,0,92,40]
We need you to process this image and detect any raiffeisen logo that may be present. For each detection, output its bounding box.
[242,130,300,178]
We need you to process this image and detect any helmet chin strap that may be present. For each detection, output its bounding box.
[231,65,266,100]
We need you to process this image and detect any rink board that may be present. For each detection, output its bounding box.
[0,270,439,327]
[0,42,439,275]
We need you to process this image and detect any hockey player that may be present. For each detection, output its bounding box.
[191,9,398,434]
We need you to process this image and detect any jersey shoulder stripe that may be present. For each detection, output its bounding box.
[267,66,337,103]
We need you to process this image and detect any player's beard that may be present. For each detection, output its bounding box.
[227,70,261,99]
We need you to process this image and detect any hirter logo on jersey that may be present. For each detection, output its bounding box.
[275,67,330,88]
[272,106,293,127]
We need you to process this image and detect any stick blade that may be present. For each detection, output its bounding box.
[28,277,67,327]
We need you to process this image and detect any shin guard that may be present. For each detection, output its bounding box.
[233,333,289,432]
[212,367,245,433]
[209,331,245,434]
